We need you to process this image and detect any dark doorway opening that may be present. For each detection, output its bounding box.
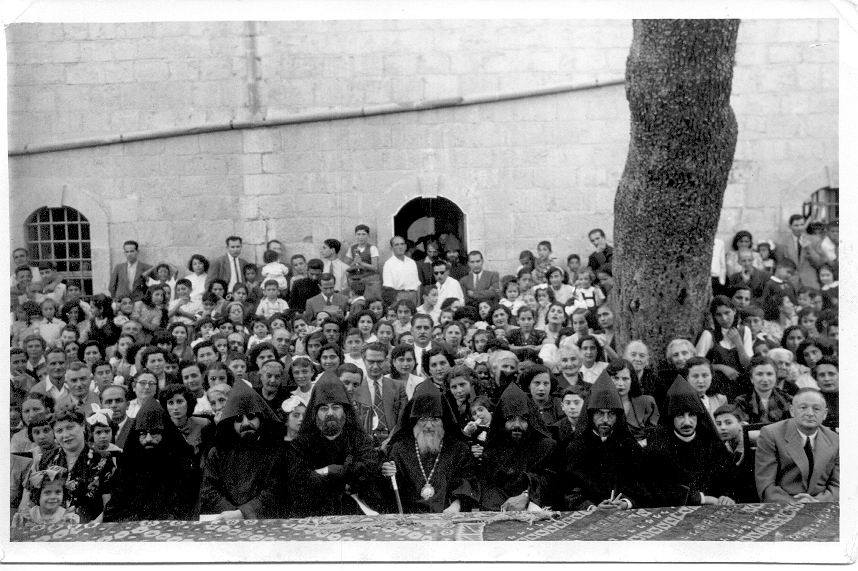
[393,197,467,261]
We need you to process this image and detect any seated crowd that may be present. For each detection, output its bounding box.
[8,219,839,525]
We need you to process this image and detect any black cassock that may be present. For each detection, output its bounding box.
[479,435,556,510]
[386,437,479,513]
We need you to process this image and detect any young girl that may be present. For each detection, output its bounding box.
[817,263,838,307]
[532,286,555,330]
[695,295,752,385]
[142,262,179,302]
[131,286,167,344]
[607,358,659,444]
[374,320,395,350]
[391,299,415,337]
[463,395,493,447]
[443,321,470,360]
[60,302,91,345]
[542,302,567,346]
[281,396,306,443]
[184,254,210,304]
[87,410,122,454]
[205,280,230,321]
[463,329,492,369]
[499,279,526,314]
[367,298,386,322]
[545,266,576,305]
[445,365,477,429]
[507,306,546,350]
[351,310,378,344]
[12,393,54,454]
[37,299,66,347]
[12,467,80,527]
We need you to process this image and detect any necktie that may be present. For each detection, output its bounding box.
[374,379,387,432]
[804,438,814,482]
[797,237,802,261]
[233,257,242,284]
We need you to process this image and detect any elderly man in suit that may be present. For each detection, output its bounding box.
[108,240,151,301]
[207,235,250,293]
[755,388,839,503]
[459,250,500,307]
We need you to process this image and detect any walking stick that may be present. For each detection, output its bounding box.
[390,473,404,515]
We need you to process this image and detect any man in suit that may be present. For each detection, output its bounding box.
[304,272,348,321]
[459,250,500,307]
[207,235,251,293]
[354,342,407,448]
[755,388,839,503]
[417,239,442,285]
[108,240,151,301]
[100,385,133,450]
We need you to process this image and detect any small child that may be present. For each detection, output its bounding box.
[817,263,838,307]
[741,305,780,348]
[246,317,272,350]
[343,328,366,367]
[255,279,290,319]
[566,254,582,286]
[499,279,525,314]
[189,317,216,348]
[573,269,605,309]
[756,240,777,275]
[346,280,368,316]
[534,240,557,278]
[260,250,290,290]
[13,467,80,526]
[760,258,798,310]
[226,352,248,383]
[37,299,66,347]
[168,279,202,325]
[87,409,121,454]
[289,356,316,406]
[463,395,493,450]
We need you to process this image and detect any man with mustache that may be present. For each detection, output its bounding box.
[559,371,650,510]
[276,371,379,516]
[103,399,198,521]
[478,382,556,511]
[644,376,736,507]
[200,383,284,520]
[381,380,479,513]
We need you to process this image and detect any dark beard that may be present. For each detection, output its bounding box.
[318,415,345,437]
[238,427,259,441]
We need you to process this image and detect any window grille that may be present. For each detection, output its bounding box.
[26,206,93,297]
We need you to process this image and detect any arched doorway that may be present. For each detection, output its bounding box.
[26,206,93,296]
[393,197,467,261]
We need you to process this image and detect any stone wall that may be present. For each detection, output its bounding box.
[7,19,837,292]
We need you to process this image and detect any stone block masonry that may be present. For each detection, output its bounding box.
[7,19,838,281]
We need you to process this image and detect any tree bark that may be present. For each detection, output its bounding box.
[613,19,740,362]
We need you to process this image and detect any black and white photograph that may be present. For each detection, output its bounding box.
[2,0,854,564]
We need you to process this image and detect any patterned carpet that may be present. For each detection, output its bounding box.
[11,502,837,542]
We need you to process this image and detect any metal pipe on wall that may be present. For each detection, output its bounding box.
[8,78,626,157]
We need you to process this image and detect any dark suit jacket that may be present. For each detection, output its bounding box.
[727,268,768,300]
[114,417,133,450]
[206,255,251,289]
[108,262,152,300]
[755,419,838,502]
[289,277,321,313]
[417,260,437,286]
[459,271,501,306]
[354,376,407,433]
[304,292,349,321]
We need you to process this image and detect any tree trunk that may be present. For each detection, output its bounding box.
[612,19,740,362]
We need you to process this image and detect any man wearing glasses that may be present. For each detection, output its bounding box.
[755,388,839,503]
[432,261,464,306]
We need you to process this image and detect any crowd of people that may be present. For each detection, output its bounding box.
[8,215,839,526]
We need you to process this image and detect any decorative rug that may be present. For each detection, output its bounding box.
[11,503,837,542]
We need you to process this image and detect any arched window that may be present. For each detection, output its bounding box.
[26,206,93,296]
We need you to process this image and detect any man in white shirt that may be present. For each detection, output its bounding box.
[29,347,70,405]
[432,260,464,305]
[320,239,350,293]
[382,236,421,306]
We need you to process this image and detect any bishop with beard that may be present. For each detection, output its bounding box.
[479,381,556,511]
[381,380,479,513]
